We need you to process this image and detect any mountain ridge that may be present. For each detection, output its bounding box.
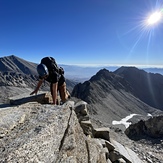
[72,68,163,127]
[0,55,38,75]
[2,55,163,80]
[114,66,163,110]
[0,55,76,103]
[1,55,163,115]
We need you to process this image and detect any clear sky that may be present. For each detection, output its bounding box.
[0,0,163,67]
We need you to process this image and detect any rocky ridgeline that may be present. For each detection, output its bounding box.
[0,94,142,163]
[0,71,37,87]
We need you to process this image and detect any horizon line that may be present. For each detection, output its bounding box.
[59,63,163,68]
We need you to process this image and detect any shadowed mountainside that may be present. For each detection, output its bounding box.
[72,68,162,126]
[114,66,163,110]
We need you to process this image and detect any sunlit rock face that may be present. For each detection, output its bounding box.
[0,102,88,162]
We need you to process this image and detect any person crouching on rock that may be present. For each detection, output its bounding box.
[30,57,70,105]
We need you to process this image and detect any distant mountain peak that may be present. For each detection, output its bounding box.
[114,66,143,74]
[8,54,17,59]
[90,68,114,81]
[71,66,162,126]
[0,55,37,75]
[72,68,134,105]
[2,54,17,60]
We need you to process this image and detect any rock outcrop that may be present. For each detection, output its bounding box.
[125,115,163,139]
[9,92,54,105]
[0,99,142,163]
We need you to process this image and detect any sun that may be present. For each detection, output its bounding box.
[147,11,162,25]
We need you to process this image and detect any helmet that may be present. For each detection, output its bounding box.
[37,64,48,78]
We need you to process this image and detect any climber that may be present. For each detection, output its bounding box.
[30,57,70,105]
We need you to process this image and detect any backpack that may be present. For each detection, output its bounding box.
[41,57,59,74]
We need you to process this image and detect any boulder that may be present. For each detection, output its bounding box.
[9,92,53,105]
[0,103,88,162]
[125,115,163,139]
[93,127,110,141]
[110,139,142,163]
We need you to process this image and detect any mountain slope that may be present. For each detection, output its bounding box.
[114,66,163,110]
[0,55,38,75]
[72,69,162,126]
[0,55,76,103]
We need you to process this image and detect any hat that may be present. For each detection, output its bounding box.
[37,64,48,78]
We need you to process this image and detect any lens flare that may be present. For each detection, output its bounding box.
[118,4,163,65]
[147,11,162,25]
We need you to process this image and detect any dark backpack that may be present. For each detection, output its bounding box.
[41,57,59,74]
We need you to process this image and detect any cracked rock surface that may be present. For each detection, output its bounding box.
[0,102,88,163]
[0,101,144,163]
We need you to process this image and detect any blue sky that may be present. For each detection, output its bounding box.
[0,0,163,67]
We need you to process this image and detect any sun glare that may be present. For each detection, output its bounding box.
[147,11,162,25]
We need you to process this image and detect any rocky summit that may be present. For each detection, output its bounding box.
[0,99,143,163]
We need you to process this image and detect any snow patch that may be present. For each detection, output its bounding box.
[147,113,152,117]
[112,114,138,128]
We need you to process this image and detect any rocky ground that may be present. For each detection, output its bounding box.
[70,96,163,163]
[90,117,163,163]
[1,93,163,163]
[111,129,163,163]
